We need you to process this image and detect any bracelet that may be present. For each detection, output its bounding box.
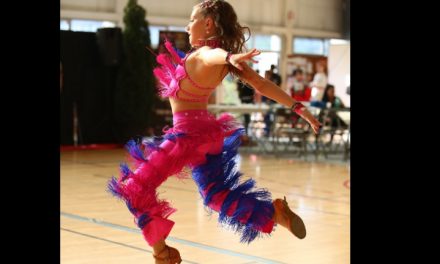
[291,101,305,115]
[225,52,233,64]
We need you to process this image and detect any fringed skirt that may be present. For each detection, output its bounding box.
[108,109,275,246]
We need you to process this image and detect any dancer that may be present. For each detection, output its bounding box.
[108,1,321,263]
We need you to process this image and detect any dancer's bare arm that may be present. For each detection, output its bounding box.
[198,47,260,70]
[236,62,321,134]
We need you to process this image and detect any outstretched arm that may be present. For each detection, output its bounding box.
[237,62,321,134]
[198,47,260,70]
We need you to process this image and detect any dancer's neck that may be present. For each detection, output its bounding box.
[193,36,222,49]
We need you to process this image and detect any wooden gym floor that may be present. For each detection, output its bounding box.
[61,148,350,264]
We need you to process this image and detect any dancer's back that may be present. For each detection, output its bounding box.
[169,46,229,113]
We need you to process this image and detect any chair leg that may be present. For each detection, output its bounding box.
[302,135,308,161]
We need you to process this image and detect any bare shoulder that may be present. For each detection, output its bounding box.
[185,47,205,71]
[186,48,206,64]
[198,46,226,57]
[198,46,212,52]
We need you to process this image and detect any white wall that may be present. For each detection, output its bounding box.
[328,42,350,107]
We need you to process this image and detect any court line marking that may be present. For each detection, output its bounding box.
[61,212,287,264]
[61,227,199,264]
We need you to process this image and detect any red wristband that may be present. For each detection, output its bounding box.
[291,102,305,114]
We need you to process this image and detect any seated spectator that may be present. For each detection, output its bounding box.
[289,69,311,102]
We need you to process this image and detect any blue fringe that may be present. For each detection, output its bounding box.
[107,177,122,198]
[192,128,274,244]
[142,136,163,152]
[141,133,185,152]
[164,132,184,141]
[107,132,187,234]
[219,178,255,219]
[108,133,187,220]
[126,200,137,215]
[119,163,132,181]
[174,47,186,59]
[125,139,146,161]
[137,213,152,229]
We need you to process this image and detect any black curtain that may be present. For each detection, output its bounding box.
[343,0,350,40]
[60,30,120,144]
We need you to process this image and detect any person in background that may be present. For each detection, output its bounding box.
[310,62,328,108]
[290,68,311,102]
[237,78,255,134]
[261,65,282,135]
[322,84,345,109]
[321,84,348,144]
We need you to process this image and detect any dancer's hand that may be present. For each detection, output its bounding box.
[229,48,261,71]
[307,115,322,135]
[299,109,322,135]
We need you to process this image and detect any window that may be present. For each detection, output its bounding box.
[253,34,281,52]
[247,34,282,76]
[70,19,116,32]
[254,52,280,77]
[149,25,167,48]
[293,37,329,56]
[60,20,69,30]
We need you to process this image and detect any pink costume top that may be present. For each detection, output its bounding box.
[153,40,216,103]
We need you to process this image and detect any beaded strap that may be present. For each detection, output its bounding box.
[182,56,216,91]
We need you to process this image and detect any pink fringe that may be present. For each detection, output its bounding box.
[164,40,182,65]
[153,39,186,98]
[109,110,244,246]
